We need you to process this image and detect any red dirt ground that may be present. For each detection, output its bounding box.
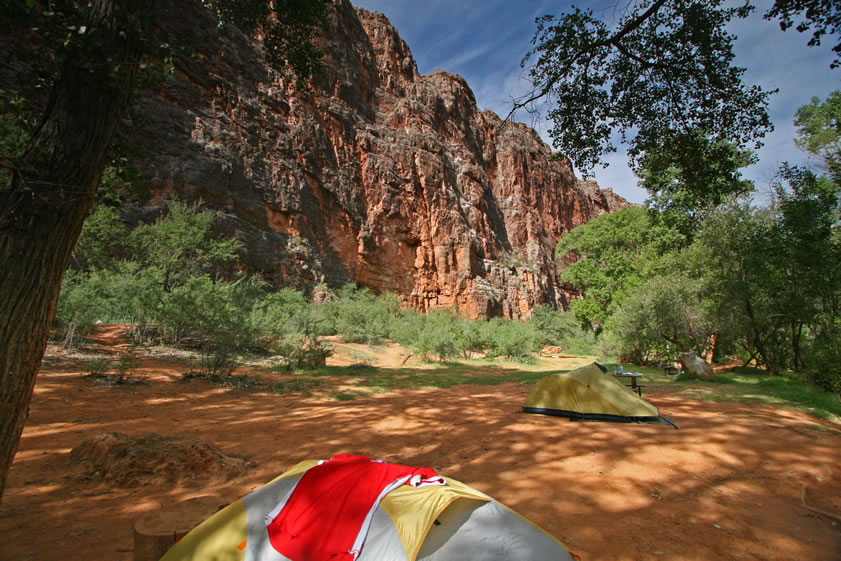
[1,325,840,561]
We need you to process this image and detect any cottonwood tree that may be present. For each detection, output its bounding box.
[766,0,841,68]
[635,130,757,240]
[515,0,840,174]
[0,0,327,500]
[555,206,683,330]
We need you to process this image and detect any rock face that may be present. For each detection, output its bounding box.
[129,0,629,318]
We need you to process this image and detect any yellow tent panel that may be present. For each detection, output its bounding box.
[160,459,578,561]
[524,362,674,425]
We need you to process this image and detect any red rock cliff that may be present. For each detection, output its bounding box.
[129,0,629,318]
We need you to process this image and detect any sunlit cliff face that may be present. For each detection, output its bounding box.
[128,0,629,319]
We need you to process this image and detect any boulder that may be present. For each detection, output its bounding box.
[677,352,715,379]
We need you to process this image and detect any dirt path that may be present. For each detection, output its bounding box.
[1,327,840,561]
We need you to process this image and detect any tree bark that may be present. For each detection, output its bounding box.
[0,0,155,500]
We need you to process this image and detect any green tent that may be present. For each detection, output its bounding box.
[523,363,677,427]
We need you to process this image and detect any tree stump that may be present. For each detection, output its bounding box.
[133,495,227,561]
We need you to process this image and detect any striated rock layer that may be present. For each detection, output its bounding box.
[129,0,629,318]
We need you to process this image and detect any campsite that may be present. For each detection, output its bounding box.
[1,325,839,561]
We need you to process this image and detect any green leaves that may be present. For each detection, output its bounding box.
[555,206,681,328]
[635,129,757,239]
[520,0,774,174]
[793,91,841,174]
[203,0,329,85]
[127,200,241,293]
[765,0,841,68]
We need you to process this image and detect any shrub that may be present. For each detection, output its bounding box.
[330,284,398,345]
[114,347,141,383]
[483,318,540,361]
[55,270,103,348]
[390,308,464,362]
[453,317,490,359]
[388,309,425,348]
[530,305,598,356]
[272,335,334,371]
[420,309,461,362]
[85,358,111,376]
[157,275,263,375]
[250,287,309,339]
[803,328,841,394]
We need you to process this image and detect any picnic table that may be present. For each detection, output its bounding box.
[611,371,645,396]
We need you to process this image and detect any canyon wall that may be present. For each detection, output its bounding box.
[129,0,629,318]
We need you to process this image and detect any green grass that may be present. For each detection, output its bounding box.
[330,390,369,401]
[208,353,841,425]
[808,424,841,435]
[664,367,841,422]
[275,376,324,395]
[601,362,841,423]
[304,362,548,392]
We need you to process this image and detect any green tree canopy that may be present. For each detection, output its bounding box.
[766,0,841,68]
[517,0,841,175]
[556,206,683,328]
[793,90,841,182]
[516,0,773,174]
[635,129,756,239]
[607,273,714,363]
[127,201,241,293]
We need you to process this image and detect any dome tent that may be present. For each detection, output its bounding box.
[160,454,580,561]
[523,362,677,427]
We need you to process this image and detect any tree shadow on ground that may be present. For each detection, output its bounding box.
[2,357,840,561]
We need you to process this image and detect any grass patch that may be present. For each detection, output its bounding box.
[808,424,841,435]
[275,376,324,395]
[346,349,379,363]
[667,369,841,422]
[330,390,369,401]
[301,361,549,392]
[354,365,546,391]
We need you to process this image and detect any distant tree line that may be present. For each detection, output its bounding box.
[556,92,841,393]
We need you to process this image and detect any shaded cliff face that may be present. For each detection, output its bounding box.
[131,0,628,318]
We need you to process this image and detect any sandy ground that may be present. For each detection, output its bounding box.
[1,325,840,561]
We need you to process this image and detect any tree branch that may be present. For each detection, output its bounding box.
[502,0,670,129]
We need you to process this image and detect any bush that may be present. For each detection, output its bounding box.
[389,308,465,362]
[158,275,263,375]
[55,270,103,348]
[453,316,489,359]
[330,284,398,345]
[114,347,141,383]
[388,309,425,348]
[530,305,598,356]
[85,358,111,376]
[250,287,309,339]
[483,318,540,361]
[420,309,462,362]
[271,335,334,371]
[803,328,841,393]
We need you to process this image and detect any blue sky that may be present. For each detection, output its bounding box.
[351,0,838,204]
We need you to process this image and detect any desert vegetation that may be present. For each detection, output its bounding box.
[52,92,841,407]
[54,199,598,374]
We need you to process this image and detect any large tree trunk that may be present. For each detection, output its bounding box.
[0,0,155,500]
